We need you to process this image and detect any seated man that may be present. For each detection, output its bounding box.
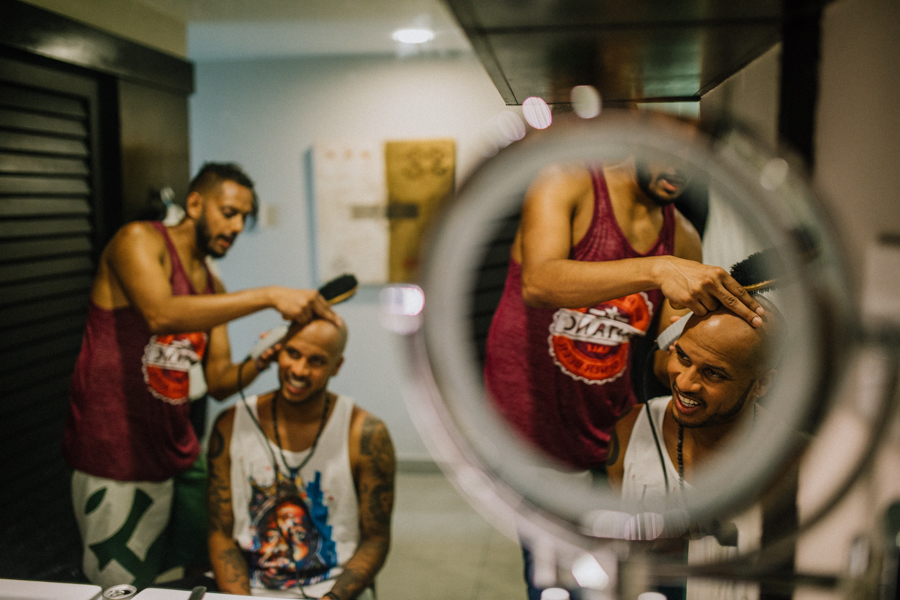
[607,297,780,599]
[208,317,395,599]
[607,296,779,495]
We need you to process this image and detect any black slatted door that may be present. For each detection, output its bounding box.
[0,56,108,581]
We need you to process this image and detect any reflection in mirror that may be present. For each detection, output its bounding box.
[411,109,858,595]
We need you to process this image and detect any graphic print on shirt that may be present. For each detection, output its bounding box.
[141,332,208,405]
[548,292,654,385]
[247,470,337,590]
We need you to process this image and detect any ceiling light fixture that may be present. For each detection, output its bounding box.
[392,28,435,44]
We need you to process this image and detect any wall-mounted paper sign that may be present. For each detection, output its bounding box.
[385,138,456,283]
[312,138,455,285]
[312,140,388,285]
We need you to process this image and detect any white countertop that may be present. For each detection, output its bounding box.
[0,579,102,600]
[134,589,289,600]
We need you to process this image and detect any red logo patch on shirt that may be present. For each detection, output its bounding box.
[141,332,208,405]
[548,292,654,385]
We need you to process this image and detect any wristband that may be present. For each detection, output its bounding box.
[253,356,266,373]
[322,592,341,600]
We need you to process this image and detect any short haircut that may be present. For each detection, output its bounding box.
[188,162,259,222]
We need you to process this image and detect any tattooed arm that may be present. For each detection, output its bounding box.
[207,407,252,595]
[329,409,396,600]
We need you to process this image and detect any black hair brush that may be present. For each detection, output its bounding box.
[319,273,358,304]
[656,230,816,352]
[730,248,783,293]
[246,273,358,361]
[729,228,818,293]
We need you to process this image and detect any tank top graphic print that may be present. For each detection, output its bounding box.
[231,395,359,596]
[140,222,213,405]
[548,292,654,385]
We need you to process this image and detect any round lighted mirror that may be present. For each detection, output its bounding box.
[396,110,860,584]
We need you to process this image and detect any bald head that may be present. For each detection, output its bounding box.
[667,295,781,429]
[276,317,348,405]
[284,317,348,357]
[684,294,782,375]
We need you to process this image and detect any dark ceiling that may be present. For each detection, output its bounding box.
[445,0,788,106]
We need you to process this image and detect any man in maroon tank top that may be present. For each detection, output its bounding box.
[63,163,339,589]
[483,119,765,599]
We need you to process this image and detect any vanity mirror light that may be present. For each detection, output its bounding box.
[384,109,900,598]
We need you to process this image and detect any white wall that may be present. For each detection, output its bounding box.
[704,0,900,596]
[795,0,900,596]
[700,43,781,147]
[704,3,900,593]
[189,52,509,462]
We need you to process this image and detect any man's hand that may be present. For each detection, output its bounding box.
[267,288,338,325]
[252,341,282,373]
[653,257,764,327]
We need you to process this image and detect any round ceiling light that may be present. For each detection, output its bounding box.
[392,28,435,44]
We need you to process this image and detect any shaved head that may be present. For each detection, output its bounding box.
[683,295,782,375]
[285,317,348,357]
[668,296,782,429]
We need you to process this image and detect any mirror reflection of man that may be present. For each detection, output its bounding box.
[63,163,339,589]
[607,298,780,494]
[607,299,780,600]
[482,116,764,599]
[207,317,395,600]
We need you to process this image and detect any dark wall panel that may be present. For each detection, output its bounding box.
[0,55,101,583]
[118,79,191,223]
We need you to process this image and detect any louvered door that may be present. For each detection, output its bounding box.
[0,56,109,581]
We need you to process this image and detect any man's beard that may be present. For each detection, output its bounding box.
[195,214,225,258]
[636,160,680,207]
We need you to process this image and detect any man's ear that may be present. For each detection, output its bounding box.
[331,356,345,377]
[185,191,204,221]
[754,369,777,400]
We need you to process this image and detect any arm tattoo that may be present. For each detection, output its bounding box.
[207,423,233,534]
[330,415,395,599]
[208,473,233,533]
[218,547,251,594]
[358,416,395,529]
[208,426,225,459]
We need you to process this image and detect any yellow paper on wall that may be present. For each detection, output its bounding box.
[385,139,456,283]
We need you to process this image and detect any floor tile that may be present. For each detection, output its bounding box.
[378,471,526,600]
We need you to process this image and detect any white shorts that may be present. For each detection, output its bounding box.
[71,470,174,589]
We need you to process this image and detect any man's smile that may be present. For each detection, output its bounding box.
[284,375,310,395]
[673,384,704,415]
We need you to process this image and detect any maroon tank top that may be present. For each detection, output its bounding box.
[483,168,675,470]
[64,222,215,481]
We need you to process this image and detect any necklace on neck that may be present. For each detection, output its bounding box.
[676,403,761,493]
[271,391,332,477]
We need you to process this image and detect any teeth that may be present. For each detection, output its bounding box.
[678,393,700,408]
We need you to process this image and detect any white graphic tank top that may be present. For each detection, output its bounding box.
[622,397,761,600]
[230,395,359,598]
[622,396,686,506]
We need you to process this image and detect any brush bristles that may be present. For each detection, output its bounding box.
[730,248,784,290]
[319,274,358,305]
